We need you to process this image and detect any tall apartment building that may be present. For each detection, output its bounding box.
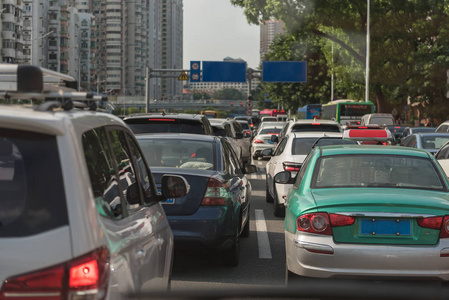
[22,0,79,80]
[92,0,149,96]
[1,0,24,64]
[148,0,183,100]
[260,20,285,61]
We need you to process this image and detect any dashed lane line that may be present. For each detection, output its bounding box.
[255,209,272,259]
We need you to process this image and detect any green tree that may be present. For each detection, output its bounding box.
[213,88,246,100]
[193,91,211,100]
[231,0,449,116]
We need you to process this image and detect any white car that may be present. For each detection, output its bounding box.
[0,65,189,299]
[251,125,284,159]
[265,132,344,217]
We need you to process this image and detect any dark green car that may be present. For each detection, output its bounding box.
[275,145,449,283]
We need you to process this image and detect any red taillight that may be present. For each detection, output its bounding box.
[329,213,355,227]
[253,139,264,144]
[201,177,231,206]
[417,216,443,230]
[311,123,321,125]
[282,161,302,172]
[417,216,449,238]
[296,213,355,236]
[297,213,332,235]
[0,247,110,300]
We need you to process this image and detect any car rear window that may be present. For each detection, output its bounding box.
[238,122,250,130]
[125,118,205,134]
[0,129,68,237]
[259,128,282,135]
[291,138,318,155]
[313,154,444,190]
[291,124,341,132]
[138,139,216,170]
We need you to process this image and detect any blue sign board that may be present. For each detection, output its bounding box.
[190,61,201,82]
[202,61,247,83]
[262,61,307,83]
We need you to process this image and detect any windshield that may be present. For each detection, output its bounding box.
[314,155,444,190]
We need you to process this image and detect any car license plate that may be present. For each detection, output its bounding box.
[360,218,411,236]
[157,189,175,204]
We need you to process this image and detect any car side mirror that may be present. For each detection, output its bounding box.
[271,135,278,143]
[274,171,297,184]
[261,148,273,156]
[244,164,258,174]
[160,174,190,201]
[235,132,244,139]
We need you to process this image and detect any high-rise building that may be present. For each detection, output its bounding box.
[149,0,183,100]
[260,20,285,61]
[1,1,24,63]
[93,0,149,96]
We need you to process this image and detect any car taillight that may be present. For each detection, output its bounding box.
[329,213,355,227]
[253,139,264,144]
[297,213,332,235]
[0,247,110,300]
[201,177,231,206]
[417,216,449,238]
[282,161,302,172]
[297,213,355,236]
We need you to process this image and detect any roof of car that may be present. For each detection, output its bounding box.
[123,113,205,120]
[319,145,432,158]
[0,104,125,136]
[292,119,341,125]
[134,132,219,142]
[414,132,449,137]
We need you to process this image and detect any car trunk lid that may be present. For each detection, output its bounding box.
[310,188,449,245]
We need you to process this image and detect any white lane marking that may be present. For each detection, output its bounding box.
[255,209,272,259]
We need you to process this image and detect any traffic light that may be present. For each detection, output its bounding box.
[230,102,233,106]
[240,102,243,107]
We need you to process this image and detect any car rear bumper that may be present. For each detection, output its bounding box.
[168,206,236,251]
[285,231,449,281]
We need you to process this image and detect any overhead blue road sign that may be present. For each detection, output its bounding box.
[202,61,247,82]
[190,61,201,82]
[262,61,307,83]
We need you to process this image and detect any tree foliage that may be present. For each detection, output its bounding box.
[231,0,449,118]
[213,88,246,100]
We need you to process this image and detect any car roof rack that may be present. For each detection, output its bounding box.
[0,64,107,111]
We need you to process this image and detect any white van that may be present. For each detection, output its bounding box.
[361,113,395,126]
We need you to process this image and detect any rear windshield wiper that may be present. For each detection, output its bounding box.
[364,183,399,187]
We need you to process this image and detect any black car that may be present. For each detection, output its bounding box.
[123,113,214,135]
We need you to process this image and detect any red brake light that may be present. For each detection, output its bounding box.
[0,247,109,300]
[282,161,302,172]
[329,213,355,227]
[254,139,264,144]
[297,213,332,235]
[417,216,443,230]
[311,123,321,125]
[348,129,388,138]
[148,118,175,122]
[201,177,231,206]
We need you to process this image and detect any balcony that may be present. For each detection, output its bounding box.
[1,48,16,58]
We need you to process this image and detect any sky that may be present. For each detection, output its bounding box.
[182,0,260,70]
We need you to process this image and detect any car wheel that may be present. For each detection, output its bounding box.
[266,181,274,203]
[240,210,250,238]
[223,229,240,267]
[273,186,285,218]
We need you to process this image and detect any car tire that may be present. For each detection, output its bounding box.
[266,181,274,203]
[223,229,240,267]
[240,211,250,238]
[273,186,285,218]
